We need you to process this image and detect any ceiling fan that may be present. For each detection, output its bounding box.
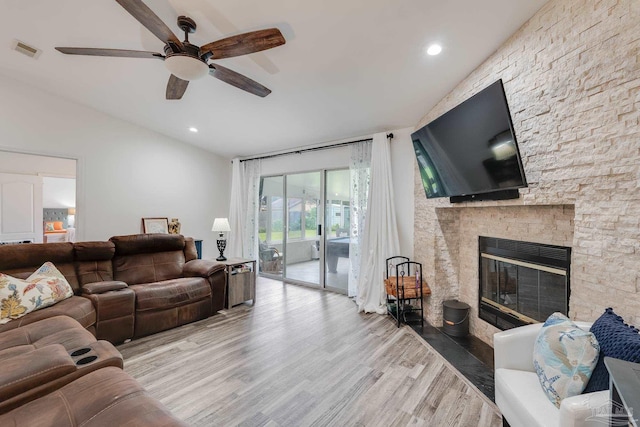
[55,0,285,99]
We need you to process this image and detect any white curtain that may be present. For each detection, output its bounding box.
[348,140,372,297]
[356,133,400,314]
[228,158,261,260]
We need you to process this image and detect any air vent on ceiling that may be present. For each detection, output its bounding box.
[12,39,42,59]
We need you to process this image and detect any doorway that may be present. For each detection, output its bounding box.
[0,150,77,243]
[258,169,351,293]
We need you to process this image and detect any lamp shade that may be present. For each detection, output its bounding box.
[67,208,76,215]
[211,218,231,233]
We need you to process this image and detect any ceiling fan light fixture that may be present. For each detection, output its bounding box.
[165,54,209,81]
[426,44,442,56]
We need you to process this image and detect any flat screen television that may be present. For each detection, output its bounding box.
[412,79,527,202]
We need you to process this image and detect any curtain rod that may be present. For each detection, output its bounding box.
[238,133,394,163]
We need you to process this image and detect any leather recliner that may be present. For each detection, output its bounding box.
[0,316,122,414]
[0,316,186,425]
[110,234,226,338]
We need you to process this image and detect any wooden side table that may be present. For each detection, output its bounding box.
[221,258,256,308]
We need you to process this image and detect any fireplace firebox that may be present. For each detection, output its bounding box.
[478,236,570,330]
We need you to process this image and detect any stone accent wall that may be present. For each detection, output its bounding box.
[413,0,640,345]
[456,205,574,344]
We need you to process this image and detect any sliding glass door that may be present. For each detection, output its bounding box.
[259,169,351,293]
[324,169,351,293]
[258,176,284,278]
[284,172,321,285]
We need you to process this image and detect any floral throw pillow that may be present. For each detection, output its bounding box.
[44,222,55,232]
[533,312,600,407]
[0,262,74,324]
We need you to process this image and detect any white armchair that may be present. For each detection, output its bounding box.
[494,322,609,427]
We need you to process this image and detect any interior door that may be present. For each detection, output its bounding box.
[0,173,43,243]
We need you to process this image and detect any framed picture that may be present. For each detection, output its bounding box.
[142,217,169,234]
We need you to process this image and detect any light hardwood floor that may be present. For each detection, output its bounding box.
[118,277,502,427]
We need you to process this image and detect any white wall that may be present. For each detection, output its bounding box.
[259,129,415,258]
[388,127,415,259]
[0,151,76,177]
[0,75,230,259]
[42,177,75,209]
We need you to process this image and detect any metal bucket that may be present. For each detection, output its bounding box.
[443,299,470,337]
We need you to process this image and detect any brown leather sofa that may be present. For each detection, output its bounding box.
[110,234,226,338]
[0,234,226,343]
[0,316,186,425]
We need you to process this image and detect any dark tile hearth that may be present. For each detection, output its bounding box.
[410,321,496,402]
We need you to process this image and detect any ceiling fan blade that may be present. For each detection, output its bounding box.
[55,47,164,59]
[166,74,189,100]
[209,63,271,97]
[115,0,183,49]
[201,28,285,60]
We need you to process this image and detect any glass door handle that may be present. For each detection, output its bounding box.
[317,224,322,235]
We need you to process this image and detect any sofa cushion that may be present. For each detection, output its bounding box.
[0,316,96,353]
[74,242,116,285]
[0,243,80,293]
[0,296,96,334]
[110,234,185,256]
[496,368,560,427]
[584,308,640,393]
[0,263,74,324]
[113,251,186,285]
[130,277,211,311]
[533,312,599,407]
[0,344,77,403]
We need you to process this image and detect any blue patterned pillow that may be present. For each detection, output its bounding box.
[533,312,600,407]
[583,308,640,393]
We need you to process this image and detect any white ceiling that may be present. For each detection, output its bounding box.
[0,0,547,158]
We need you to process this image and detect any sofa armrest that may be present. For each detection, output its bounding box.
[81,284,135,344]
[182,260,225,278]
[82,281,128,295]
[559,390,610,427]
[494,321,594,372]
[183,260,227,312]
[0,344,76,401]
[494,323,543,372]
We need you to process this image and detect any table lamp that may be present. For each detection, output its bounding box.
[67,207,76,227]
[212,218,231,261]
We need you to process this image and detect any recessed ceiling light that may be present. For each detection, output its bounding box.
[426,44,442,56]
[189,127,198,133]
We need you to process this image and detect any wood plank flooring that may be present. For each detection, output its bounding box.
[118,278,502,427]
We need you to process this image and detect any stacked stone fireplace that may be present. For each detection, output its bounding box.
[415,204,576,345]
[411,0,640,347]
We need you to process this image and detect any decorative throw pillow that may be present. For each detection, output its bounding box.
[44,222,55,232]
[0,262,74,324]
[583,308,640,393]
[533,312,600,407]
[53,221,63,231]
